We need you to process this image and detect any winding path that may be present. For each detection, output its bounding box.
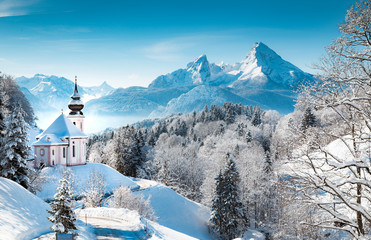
[79,216,148,240]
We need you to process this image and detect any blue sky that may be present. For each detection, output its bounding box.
[0,0,355,88]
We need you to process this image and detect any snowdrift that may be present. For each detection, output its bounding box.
[37,163,139,200]
[0,177,52,240]
[134,181,211,240]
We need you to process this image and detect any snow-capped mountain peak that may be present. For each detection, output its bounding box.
[187,54,210,84]
[149,54,211,89]
[232,42,313,89]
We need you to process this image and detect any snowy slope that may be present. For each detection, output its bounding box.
[85,86,193,115]
[150,85,261,117]
[134,181,211,240]
[37,163,139,200]
[0,177,52,240]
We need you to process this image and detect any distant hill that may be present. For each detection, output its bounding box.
[16,74,114,113]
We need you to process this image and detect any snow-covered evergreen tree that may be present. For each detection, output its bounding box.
[210,153,246,239]
[210,170,225,238]
[222,153,246,238]
[0,93,7,165]
[251,106,262,126]
[0,102,30,189]
[300,107,316,132]
[48,170,77,234]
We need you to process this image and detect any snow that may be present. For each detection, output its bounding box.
[133,180,211,240]
[76,207,198,240]
[233,229,265,240]
[0,177,52,240]
[150,85,260,118]
[33,134,68,146]
[37,163,139,200]
[35,113,87,140]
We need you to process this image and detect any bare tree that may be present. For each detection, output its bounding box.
[83,169,106,208]
[296,1,371,238]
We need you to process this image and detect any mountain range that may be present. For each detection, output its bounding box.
[16,42,314,119]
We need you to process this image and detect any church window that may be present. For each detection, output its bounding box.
[63,148,66,158]
[73,145,75,157]
[52,150,55,156]
[40,149,45,156]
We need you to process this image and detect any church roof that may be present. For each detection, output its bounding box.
[33,134,68,146]
[35,113,87,142]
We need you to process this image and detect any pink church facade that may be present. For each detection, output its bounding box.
[33,77,88,168]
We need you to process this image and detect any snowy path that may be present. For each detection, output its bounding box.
[79,216,148,240]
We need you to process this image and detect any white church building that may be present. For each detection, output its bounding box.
[32,78,88,168]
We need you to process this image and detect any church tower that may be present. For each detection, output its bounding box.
[67,76,85,132]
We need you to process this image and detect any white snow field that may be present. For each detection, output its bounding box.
[0,177,52,240]
[37,163,139,200]
[76,207,198,240]
[133,179,211,240]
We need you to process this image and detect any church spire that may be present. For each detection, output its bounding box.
[68,76,84,115]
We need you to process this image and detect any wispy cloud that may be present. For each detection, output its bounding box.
[0,0,39,17]
[141,32,240,62]
[143,39,195,61]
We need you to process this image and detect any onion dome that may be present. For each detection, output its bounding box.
[68,76,84,115]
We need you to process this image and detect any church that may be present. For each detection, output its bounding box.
[32,77,88,168]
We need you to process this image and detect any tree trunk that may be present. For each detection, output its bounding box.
[357,167,364,236]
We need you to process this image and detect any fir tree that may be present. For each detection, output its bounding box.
[48,170,77,234]
[251,106,262,126]
[210,153,246,239]
[0,93,7,167]
[0,102,30,189]
[210,170,225,238]
[222,153,245,238]
[300,107,317,132]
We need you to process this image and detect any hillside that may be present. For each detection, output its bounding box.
[0,177,52,240]
[37,163,139,200]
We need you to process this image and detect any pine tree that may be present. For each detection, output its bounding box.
[0,102,30,189]
[210,170,225,238]
[0,93,7,168]
[210,153,246,239]
[300,107,317,132]
[222,153,245,238]
[48,170,77,234]
[251,106,262,126]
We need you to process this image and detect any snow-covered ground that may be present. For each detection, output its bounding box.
[1,163,212,240]
[37,163,139,200]
[0,177,52,240]
[76,207,198,240]
[133,179,211,240]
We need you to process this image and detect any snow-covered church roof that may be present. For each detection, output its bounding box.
[33,113,87,146]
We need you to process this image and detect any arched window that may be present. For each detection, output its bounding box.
[63,148,66,158]
[73,145,75,157]
[40,149,45,156]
